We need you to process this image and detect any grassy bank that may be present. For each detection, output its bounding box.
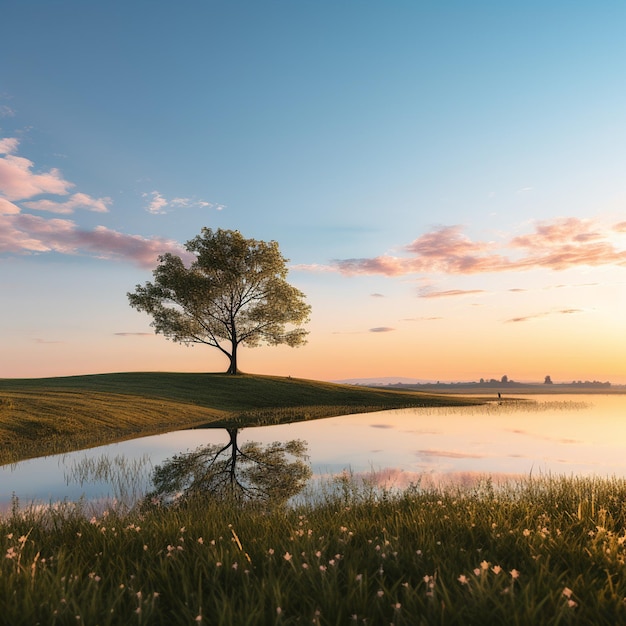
[0,372,479,465]
[3,475,626,625]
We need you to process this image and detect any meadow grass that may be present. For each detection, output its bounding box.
[3,474,626,625]
[0,373,479,465]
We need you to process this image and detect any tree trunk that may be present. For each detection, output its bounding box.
[226,338,239,374]
[226,352,238,374]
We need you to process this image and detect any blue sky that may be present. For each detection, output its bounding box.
[2,1,626,382]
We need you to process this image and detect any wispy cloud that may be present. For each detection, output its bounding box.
[371,293,385,298]
[369,327,395,333]
[403,316,443,321]
[143,190,223,214]
[505,309,584,323]
[143,191,168,215]
[419,289,485,299]
[416,449,486,459]
[0,105,15,118]
[114,332,154,337]
[329,218,626,277]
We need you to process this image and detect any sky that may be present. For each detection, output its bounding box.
[2,1,626,384]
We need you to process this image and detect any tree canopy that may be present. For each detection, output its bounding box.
[127,228,311,374]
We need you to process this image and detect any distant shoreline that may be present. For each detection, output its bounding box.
[358,382,626,395]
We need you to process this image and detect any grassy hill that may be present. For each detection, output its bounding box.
[0,372,479,465]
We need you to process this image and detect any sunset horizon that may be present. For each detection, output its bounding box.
[2,2,625,385]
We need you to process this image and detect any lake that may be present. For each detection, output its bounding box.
[2,394,625,512]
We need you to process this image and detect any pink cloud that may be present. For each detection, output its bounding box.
[0,138,19,154]
[331,218,626,277]
[0,213,192,268]
[0,198,21,215]
[0,139,74,201]
[23,192,111,214]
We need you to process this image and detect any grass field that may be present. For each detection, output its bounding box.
[3,474,626,625]
[0,372,480,465]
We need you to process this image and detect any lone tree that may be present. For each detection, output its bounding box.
[127,228,311,374]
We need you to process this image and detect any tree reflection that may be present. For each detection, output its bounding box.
[144,428,311,508]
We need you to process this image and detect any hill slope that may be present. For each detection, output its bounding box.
[0,372,479,465]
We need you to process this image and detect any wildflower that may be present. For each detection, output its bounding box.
[302,563,309,569]
[523,529,531,536]
[563,587,573,598]
[143,544,148,551]
[567,599,578,608]
[319,565,327,572]
[355,574,363,582]
[328,559,336,566]
[393,602,401,610]
[197,537,204,544]
[315,550,322,558]
[216,562,222,567]
[377,590,384,598]
[473,568,481,576]
[340,526,348,532]
[89,517,98,525]
[276,607,282,615]
[480,560,490,570]
[195,615,202,622]
[283,552,292,561]
[492,565,502,575]
[18,535,28,545]
[268,548,274,555]
[510,569,520,579]
[232,562,238,570]
[458,575,469,585]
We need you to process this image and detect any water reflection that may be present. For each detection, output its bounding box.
[144,428,311,508]
[2,394,626,512]
[65,453,153,512]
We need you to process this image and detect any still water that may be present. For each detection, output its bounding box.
[2,394,625,511]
